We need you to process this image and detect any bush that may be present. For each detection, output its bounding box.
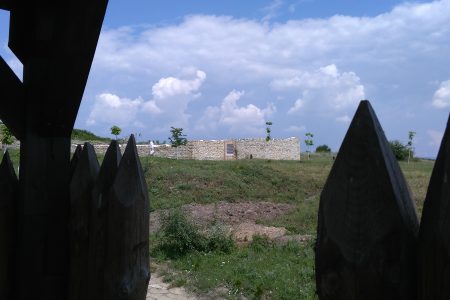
[389,140,410,161]
[155,209,206,258]
[154,209,235,258]
[315,144,331,153]
[206,224,235,254]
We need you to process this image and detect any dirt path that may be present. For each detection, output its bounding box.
[147,274,196,300]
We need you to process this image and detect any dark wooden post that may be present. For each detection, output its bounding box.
[0,151,18,300]
[0,1,108,299]
[103,135,151,299]
[315,100,419,300]
[88,140,122,299]
[68,143,100,300]
[418,114,450,299]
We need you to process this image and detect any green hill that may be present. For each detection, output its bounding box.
[71,129,110,142]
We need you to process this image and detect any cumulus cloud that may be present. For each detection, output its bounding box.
[197,90,276,135]
[87,70,206,130]
[288,99,304,114]
[273,64,365,112]
[152,70,206,99]
[78,0,450,155]
[432,80,450,108]
[142,70,207,128]
[87,93,142,126]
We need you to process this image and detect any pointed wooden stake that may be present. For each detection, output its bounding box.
[103,135,150,299]
[315,100,418,300]
[0,151,18,300]
[70,144,83,180]
[68,143,99,300]
[87,140,122,299]
[418,114,450,299]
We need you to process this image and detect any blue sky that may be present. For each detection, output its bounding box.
[1,0,449,158]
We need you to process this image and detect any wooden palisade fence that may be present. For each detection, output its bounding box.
[0,1,151,299]
[316,100,450,299]
[0,137,150,299]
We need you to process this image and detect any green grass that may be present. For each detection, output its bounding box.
[163,238,317,299]
[144,156,434,299]
[71,128,111,142]
[2,149,434,299]
[145,156,332,211]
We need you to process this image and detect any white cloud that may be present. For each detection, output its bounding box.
[79,0,450,156]
[87,93,142,126]
[197,90,276,135]
[142,100,162,114]
[427,129,443,147]
[152,70,206,99]
[272,64,365,112]
[432,80,450,108]
[288,99,304,114]
[262,0,284,22]
[336,115,351,123]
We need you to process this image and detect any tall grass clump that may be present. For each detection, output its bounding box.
[153,209,234,259]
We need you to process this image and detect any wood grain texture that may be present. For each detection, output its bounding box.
[0,151,18,300]
[103,135,150,299]
[68,143,100,300]
[418,114,450,300]
[88,140,122,300]
[315,100,419,300]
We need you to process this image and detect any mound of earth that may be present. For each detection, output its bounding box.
[150,201,313,245]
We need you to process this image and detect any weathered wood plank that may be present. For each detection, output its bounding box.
[70,144,83,180]
[315,100,419,300]
[103,135,150,299]
[418,114,450,299]
[0,151,18,300]
[68,143,99,300]
[87,140,122,300]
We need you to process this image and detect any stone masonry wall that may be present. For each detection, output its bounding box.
[191,140,227,160]
[235,138,300,160]
[70,137,300,161]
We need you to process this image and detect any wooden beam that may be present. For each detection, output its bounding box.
[0,0,11,10]
[0,57,24,139]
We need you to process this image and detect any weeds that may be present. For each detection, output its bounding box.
[153,209,234,259]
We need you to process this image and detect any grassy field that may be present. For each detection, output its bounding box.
[1,149,434,299]
[144,154,434,299]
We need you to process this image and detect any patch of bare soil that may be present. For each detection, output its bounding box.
[150,201,310,244]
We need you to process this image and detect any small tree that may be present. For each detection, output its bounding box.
[0,123,14,153]
[169,127,187,159]
[265,121,273,142]
[110,125,121,140]
[389,140,409,161]
[407,131,416,164]
[305,132,314,160]
[316,144,331,153]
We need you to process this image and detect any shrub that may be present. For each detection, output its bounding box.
[155,209,206,258]
[389,140,409,161]
[315,144,331,153]
[206,224,235,254]
[154,209,235,258]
